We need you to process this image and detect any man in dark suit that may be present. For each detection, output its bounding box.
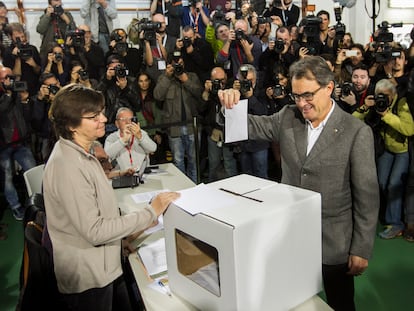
[219,56,379,311]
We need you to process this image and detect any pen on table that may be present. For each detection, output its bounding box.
[158,280,172,297]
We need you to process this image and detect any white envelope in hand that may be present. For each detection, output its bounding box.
[225,99,248,143]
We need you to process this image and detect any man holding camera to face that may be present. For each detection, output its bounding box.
[36,0,76,62]
[97,55,140,134]
[217,19,262,79]
[201,66,238,182]
[3,23,41,97]
[31,72,61,162]
[176,25,214,83]
[104,107,157,172]
[153,51,203,183]
[233,64,269,178]
[0,67,36,221]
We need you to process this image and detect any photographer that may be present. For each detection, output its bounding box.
[96,55,140,133]
[142,13,177,82]
[182,0,210,38]
[217,19,262,79]
[176,25,214,83]
[233,64,269,178]
[334,43,366,84]
[3,22,41,96]
[104,107,157,171]
[69,60,98,89]
[80,0,118,55]
[263,0,300,27]
[66,24,105,80]
[106,28,143,78]
[259,26,298,84]
[0,66,36,220]
[153,51,203,183]
[337,64,374,114]
[36,0,76,63]
[42,43,71,86]
[31,72,61,162]
[353,79,414,239]
[150,0,183,39]
[201,66,238,181]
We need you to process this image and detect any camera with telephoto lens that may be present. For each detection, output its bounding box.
[66,29,85,47]
[53,5,64,16]
[341,82,354,97]
[114,64,127,78]
[239,65,252,94]
[48,84,60,95]
[15,37,33,61]
[78,69,89,81]
[139,21,162,41]
[182,37,192,48]
[54,52,63,62]
[4,76,28,92]
[374,93,390,112]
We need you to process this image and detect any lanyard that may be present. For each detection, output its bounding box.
[124,135,135,166]
[155,35,167,59]
[189,8,200,33]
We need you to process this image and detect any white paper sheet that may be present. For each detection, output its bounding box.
[138,238,167,277]
[225,99,248,143]
[174,183,236,215]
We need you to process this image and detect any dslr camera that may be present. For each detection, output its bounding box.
[341,82,354,97]
[171,51,184,75]
[139,21,162,41]
[54,52,63,62]
[66,29,85,47]
[272,38,285,54]
[53,5,64,16]
[212,5,229,27]
[374,93,390,113]
[211,79,222,95]
[48,84,60,95]
[114,64,128,78]
[15,37,33,61]
[235,29,252,44]
[182,37,192,48]
[78,69,89,81]
[239,65,252,94]
[4,76,28,92]
[333,4,346,41]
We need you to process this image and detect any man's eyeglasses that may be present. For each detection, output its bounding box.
[117,117,137,123]
[81,109,106,122]
[289,86,323,102]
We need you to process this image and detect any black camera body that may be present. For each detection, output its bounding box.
[131,116,138,123]
[374,93,390,112]
[114,64,128,78]
[16,38,33,61]
[257,16,271,25]
[240,80,252,94]
[211,79,222,95]
[334,22,346,41]
[67,29,85,47]
[372,21,403,63]
[173,63,184,75]
[274,38,285,53]
[341,82,354,97]
[78,69,89,81]
[140,21,162,41]
[212,5,229,27]
[182,37,192,48]
[272,84,285,97]
[303,16,322,41]
[54,52,63,62]
[5,77,28,92]
[235,29,252,44]
[53,5,64,16]
[48,84,60,95]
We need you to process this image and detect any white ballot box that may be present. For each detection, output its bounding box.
[164,175,322,311]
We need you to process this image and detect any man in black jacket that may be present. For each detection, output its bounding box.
[0,67,36,220]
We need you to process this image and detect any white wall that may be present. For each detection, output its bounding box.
[3,0,413,49]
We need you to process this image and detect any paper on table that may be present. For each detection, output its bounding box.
[138,238,167,277]
[225,99,248,143]
[174,183,236,215]
[130,189,170,204]
[144,215,164,235]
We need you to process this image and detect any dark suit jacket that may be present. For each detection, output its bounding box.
[248,103,379,265]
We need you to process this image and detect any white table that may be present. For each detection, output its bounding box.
[116,164,332,311]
